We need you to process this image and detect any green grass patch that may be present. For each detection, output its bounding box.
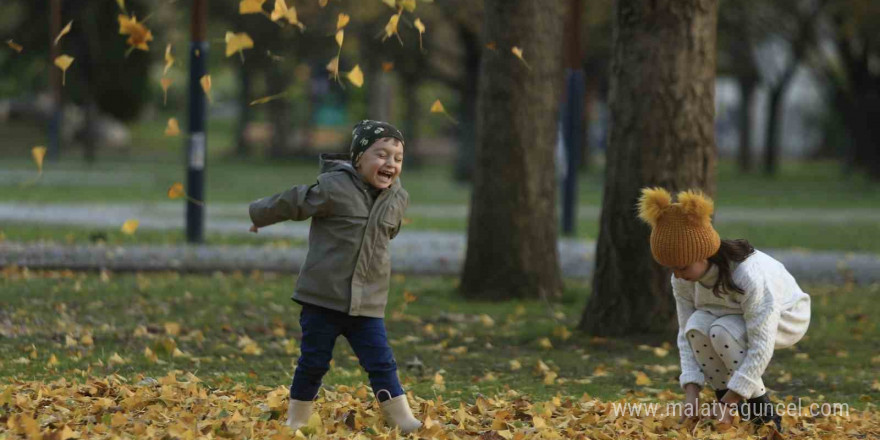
[1,271,876,409]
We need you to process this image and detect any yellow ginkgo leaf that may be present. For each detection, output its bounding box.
[319,0,329,7]
[383,13,401,42]
[7,39,24,53]
[121,219,139,235]
[634,371,652,386]
[200,75,212,103]
[239,0,265,14]
[346,64,364,88]
[430,99,445,113]
[54,55,74,86]
[118,15,153,51]
[167,182,185,199]
[115,0,125,12]
[164,44,174,75]
[382,0,395,8]
[414,18,425,49]
[225,31,254,58]
[336,13,350,30]
[335,30,344,48]
[161,77,173,106]
[326,57,339,77]
[271,0,304,29]
[512,46,531,69]
[249,91,286,106]
[32,146,47,174]
[54,20,73,46]
[401,0,416,12]
[164,118,180,136]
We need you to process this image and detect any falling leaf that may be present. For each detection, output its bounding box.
[117,15,153,51]
[383,13,401,43]
[164,44,174,75]
[7,39,23,53]
[115,0,126,11]
[271,0,304,29]
[161,77,173,105]
[319,0,329,7]
[414,18,425,50]
[54,20,73,46]
[239,0,266,14]
[634,371,652,386]
[225,31,254,59]
[336,13,350,30]
[346,64,363,88]
[200,75,212,103]
[121,219,139,235]
[54,55,74,86]
[168,182,185,199]
[326,56,339,78]
[32,146,47,174]
[164,118,180,136]
[382,0,395,8]
[511,46,531,69]
[335,29,344,47]
[486,42,497,51]
[430,99,459,124]
[400,0,416,12]
[382,61,394,72]
[250,91,287,106]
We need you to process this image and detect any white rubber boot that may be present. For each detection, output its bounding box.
[380,394,422,434]
[285,399,314,431]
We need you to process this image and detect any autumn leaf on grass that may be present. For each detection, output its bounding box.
[430,99,459,124]
[54,55,74,86]
[167,182,204,206]
[54,20,73,46]
[118,15,153,51]
[200,75,212,103]
[346,64,364,88]
[239,0,266,14]
[511,46,531,70]
[414,18,425,50]
[161,77,173,105]
[32,146,47,174]
[7,39,24,53]
[163,44,174,75]
[164,118,180,136]
[634,371,652,386]
[121,219,139,235]
[225,31,254,61]
[271,0,305,30]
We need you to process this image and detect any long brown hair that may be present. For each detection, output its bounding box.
[707,239,755,297]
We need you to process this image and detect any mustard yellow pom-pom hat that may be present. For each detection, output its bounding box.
[637,187,720,267]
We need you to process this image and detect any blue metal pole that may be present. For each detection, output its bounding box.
[186,0,208,243]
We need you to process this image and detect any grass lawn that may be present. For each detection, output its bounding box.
[2,271,877,437]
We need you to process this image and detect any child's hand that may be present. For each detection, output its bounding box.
[249,225,259,233]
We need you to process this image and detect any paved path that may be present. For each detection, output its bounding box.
[1,202,879,282]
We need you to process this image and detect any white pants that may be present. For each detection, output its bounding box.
[685,311,766,398]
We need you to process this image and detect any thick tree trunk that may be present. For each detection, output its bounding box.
[763,82,789,176]
[453,28,481,182]
[460,0,565,300]
[579,0,719,336]
[401,75,422,168]
[268,69,291,159]
[736,76,757,173]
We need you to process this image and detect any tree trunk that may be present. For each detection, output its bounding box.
[460,0,565,300]
[736,75,757,173]
[401,75,422,168]
[453,27,481,182]
[579,0,719,336]
[236,61,252,158]
[268,69,291,159]
[763,82,788,176]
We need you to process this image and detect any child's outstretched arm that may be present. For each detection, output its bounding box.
[249,183,332,230]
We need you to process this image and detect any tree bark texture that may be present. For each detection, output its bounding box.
[579,0,719,336]
[460,0,565,300]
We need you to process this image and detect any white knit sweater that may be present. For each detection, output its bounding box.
[673,250,811,398]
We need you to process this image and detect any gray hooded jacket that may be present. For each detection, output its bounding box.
[248,153,409,317]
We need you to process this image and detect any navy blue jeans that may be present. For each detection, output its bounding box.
[290,304,404,402]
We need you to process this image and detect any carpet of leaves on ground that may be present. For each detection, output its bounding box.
[3,372,879,439]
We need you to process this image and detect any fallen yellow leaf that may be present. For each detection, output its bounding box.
[54,55,74,86]
[634,371,652,386]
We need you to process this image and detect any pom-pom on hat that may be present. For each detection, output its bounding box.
[637,187,721,267]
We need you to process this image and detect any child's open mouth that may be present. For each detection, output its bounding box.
[377,170,394,182]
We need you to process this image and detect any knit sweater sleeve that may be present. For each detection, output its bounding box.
[673,276,705,388]
[726,264,780,398]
